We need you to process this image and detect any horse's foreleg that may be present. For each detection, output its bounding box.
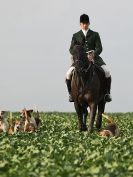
[96,100,105,130]
[88,103,97,133]
[82,106,88,131]
[74,102,84,131]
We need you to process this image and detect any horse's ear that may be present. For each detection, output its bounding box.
[73,44,82,49]
[73,45,81,54]
[74,45,85,52]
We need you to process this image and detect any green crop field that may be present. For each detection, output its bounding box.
[0,112,133,177]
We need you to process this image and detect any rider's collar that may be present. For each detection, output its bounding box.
[82,28,89,37]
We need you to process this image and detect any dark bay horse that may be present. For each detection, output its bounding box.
[71,45,106,132]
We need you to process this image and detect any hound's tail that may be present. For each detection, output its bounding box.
[102,113,114,124]
[34,105,40,117]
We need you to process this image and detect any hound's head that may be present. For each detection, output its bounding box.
[99,130,113,137]
[0,111,6,120]
[14,120,22,132]
[20,109,33,120]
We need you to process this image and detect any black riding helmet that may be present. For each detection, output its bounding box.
[80,14,90,24]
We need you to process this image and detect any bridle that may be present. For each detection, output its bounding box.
[74,59,93,73]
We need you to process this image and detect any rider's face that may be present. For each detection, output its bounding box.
[80,23,89,30]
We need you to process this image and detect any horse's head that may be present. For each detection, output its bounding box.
[73,45,90,73]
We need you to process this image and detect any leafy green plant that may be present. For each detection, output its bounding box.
[0,112,133,177]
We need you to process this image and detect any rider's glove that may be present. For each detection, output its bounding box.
[87,50,95,62]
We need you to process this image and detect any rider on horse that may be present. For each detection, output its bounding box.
[66,14,112,103]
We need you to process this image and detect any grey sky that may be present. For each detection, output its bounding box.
[0,0,133,112]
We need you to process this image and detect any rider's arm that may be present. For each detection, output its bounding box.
[94,32,103,56]
[69,35,76,55]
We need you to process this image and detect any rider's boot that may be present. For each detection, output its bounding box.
[66,79,74,102]
[104,76,112,102]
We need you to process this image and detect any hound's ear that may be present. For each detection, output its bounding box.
[1,111,6,114]
[28,109,33,113]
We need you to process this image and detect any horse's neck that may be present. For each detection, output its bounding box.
[80,65,94,81]
[75,66,95,90]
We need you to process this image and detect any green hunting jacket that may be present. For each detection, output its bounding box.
[69,29,106,66]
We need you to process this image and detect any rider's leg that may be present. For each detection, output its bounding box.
[65,66,75,102]
[101,65,112,102]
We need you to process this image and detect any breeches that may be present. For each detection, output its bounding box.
[66,64,111,80]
